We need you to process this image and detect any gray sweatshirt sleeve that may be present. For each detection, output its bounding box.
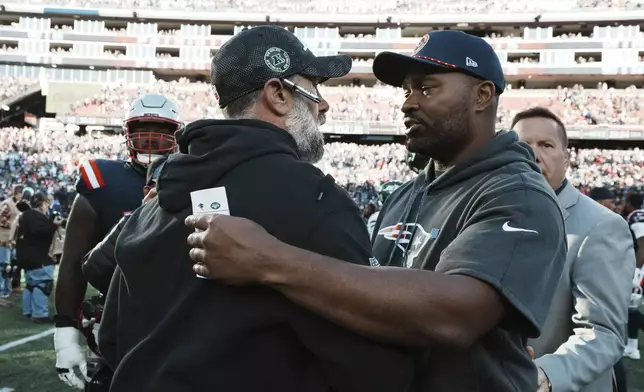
[436,186,567,338]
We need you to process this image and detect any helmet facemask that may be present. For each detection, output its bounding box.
[124,118,179,166]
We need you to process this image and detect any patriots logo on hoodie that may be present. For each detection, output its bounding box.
[377,223,440,268]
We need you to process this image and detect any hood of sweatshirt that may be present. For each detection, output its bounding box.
[157,119,300,213]
[422,130,540,190]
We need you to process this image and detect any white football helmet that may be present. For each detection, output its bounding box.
[123,93,181,166]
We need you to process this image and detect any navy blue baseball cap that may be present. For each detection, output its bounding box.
[373,30,506,94]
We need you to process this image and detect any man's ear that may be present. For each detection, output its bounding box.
[260,78,291,116]
[473,81,495,112]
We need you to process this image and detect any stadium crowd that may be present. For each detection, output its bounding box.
[22,0,644,13]
[0,126,641,212]
[60,80,644,130]
[4,21,643,42]
[0,76,39,105]
[0,126,126,213]
[0,20,643,391]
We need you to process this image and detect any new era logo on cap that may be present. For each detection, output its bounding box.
[372,30,506,94]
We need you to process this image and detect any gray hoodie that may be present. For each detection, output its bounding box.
[372,130,567,392]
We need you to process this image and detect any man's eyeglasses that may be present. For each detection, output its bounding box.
[281,78,321,104]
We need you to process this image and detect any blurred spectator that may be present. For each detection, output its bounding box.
[60,81,644,129]
[588,187,616,211]
[0,77,38,104]
[15,192,64,323]
[0,125,641,211]
[0,184,23,298]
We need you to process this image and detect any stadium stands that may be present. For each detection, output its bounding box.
[22,0,644,13]
[0,124,641,210]
[59,80,644,128]
[0,7,641,212]
[0,77,40,105]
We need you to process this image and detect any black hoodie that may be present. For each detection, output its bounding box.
[371,130,567,392]
[99,119,414,392]
[15,208,57,271]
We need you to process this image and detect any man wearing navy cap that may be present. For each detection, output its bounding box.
[186,30,567,391]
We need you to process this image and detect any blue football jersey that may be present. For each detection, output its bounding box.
[76,159,145,238]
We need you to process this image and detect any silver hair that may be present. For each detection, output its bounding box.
[221,90,261,119]
[220,89,324,163]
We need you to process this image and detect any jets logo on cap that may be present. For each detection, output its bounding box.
[412,34,429,56]
[264,47,291,73]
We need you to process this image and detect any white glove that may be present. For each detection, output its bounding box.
[54,327,89,389]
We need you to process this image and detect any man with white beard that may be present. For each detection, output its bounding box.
[97,26,415,392]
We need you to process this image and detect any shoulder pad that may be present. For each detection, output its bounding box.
[77,159,106,191]
[630,209,644,224]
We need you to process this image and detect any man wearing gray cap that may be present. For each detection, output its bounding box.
[186,30,567,391]
[98,26,414,392]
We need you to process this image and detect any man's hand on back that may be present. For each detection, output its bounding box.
[527,345,550,392]
[536,367,550,392]
[185,214,281,285]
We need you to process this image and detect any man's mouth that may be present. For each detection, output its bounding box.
[403,117,424,134]
[403,117,420,129]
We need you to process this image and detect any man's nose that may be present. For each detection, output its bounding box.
[318,96,329,115]
[534,153,542,164]
[401,95,418,115]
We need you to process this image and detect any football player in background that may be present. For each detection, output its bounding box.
[53,93,181,391]
[82,155,168,296]
[625,192,644,269]
[78,155,167,390]
[367,181,402,238]
[406,152,429,174]
[365,154,426,239]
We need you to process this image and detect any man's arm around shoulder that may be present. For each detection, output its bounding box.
[188,182,566,350]
[286,206,415,392]
[536,212,635,392]
[238,186,565,347]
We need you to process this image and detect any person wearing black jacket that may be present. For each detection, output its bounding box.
[98,26,414,392]
[16,192,63,322]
